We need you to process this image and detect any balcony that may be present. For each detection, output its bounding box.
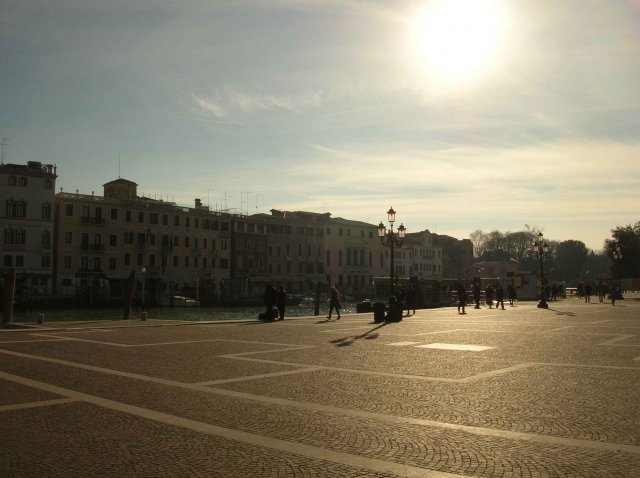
[2,243,26,252]
[80,244,106,252]
[81,216,106,225]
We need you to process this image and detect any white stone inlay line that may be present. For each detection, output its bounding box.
[387,341,423,346]
[417,343,495,352]
[0,397,77,412]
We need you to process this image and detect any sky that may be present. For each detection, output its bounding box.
[2,0,639,251]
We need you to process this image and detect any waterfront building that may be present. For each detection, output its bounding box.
[53,179,231,305]
[403,230,443,279]
[325,217,386,298]
[251,209,328,295]
[434,234,474,281]
[0,161,57,298]
[229,214,268,299]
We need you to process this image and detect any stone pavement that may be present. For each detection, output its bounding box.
[1,295,639,477]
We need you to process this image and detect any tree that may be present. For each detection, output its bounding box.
[554,240,589,282]
[605,222,640,279]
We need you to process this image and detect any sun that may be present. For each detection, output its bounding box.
[413,0,505,79]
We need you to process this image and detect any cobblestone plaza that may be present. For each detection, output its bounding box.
[1,296,639,477]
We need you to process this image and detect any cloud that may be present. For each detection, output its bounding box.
[192,94,229,120]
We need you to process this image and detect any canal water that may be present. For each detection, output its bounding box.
[10,302,361,323]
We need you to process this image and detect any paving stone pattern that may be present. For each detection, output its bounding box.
[1,296,639,477]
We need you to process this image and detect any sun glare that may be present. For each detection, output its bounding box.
[414,0,505,79]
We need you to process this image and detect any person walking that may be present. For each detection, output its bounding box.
[507,284,516,307]
[456,282,467,314]
[585,282,592,303]
[485,284,494,309]
[495,284,505,310]
[327,285,342,320]
[473,282,481,309]
[276,286,286,320]
[611,285,619,306]
[406,284,416,316]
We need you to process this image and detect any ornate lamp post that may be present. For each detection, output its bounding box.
[532,232,549,309]
[613,243,623,297]
[377,207,406,320]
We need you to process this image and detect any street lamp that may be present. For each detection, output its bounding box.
[141,266,146,311]
[613,243,623,297]
[378,207,406,321]
[532,232,549,309]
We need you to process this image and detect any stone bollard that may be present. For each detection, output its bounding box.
[141,311,147,321]
[37,313,45,325]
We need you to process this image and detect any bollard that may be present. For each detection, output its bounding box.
[37,313,45,325]
[141,311,147,321]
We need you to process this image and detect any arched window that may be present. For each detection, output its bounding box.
[18,177,28,187]
[16,229,26,244]
[44,179,52,189]
[42,230,51,249]
[5,199,16,217]
[16,200,27,217]
[42,202,52,220]
[4,228,15,244]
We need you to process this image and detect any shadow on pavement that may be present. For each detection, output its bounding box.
[330,323,387,347]
[548,308,577,316]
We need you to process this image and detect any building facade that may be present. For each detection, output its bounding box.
[53,179,232,304]
[1,161,57,298]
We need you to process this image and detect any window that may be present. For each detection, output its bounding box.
[8,176,17,186]
[3,255,12,267]
[42,231,51,249]
[110,235,117,246]
[150,213,158,225]
[173,236,179,247]
[219,258,228,269]
[173,256,178,267]
[44,180,52,189]
[16,229,25,244]
[184,237,190,247]
[124,253,131,266]
[220,222,229,232]
[16,255,24,267]
[42,202,52,220]
[65,204,74,216]
[18,177,27,187]
[149,254,156,267]
[64,256,72,268]
[186,217,190,228]
[125,210,132,222]
[124,232,134,244]
[5,199,26,218]
[64,232,72,244]
[137,254,143,266]
[184,256,190,268]
[138,211,144,223]
[111,208,118,220]
[109,257,116,270]
[162,214,168,226]
[41,256,51,268]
